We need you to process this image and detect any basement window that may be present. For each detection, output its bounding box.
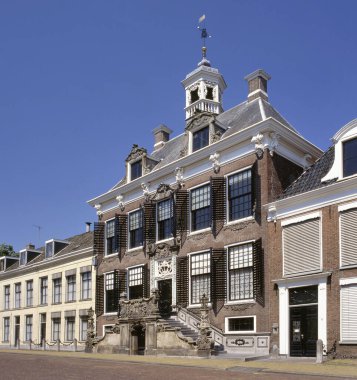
[225,316,256,334]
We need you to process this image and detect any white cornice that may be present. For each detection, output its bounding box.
[268,175,357,220]
[88,117,322,207]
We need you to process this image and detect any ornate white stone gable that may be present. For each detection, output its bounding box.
[156,259,173,278]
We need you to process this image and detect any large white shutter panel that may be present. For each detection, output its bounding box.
[340,209,357,267]
[341,284,357,341]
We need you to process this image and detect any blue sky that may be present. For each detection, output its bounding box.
[0,0,356,251]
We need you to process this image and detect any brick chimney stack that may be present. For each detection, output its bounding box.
[153,124,173,151]
[244,69,271,102]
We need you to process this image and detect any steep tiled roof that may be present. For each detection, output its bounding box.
[281,146,336,199]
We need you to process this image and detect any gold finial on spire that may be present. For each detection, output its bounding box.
[197,15,211,66]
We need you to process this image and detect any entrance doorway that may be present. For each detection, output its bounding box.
[40,313,46,345]
[289,286,318,357]
[14,316,20,347]
[158,279,172,317]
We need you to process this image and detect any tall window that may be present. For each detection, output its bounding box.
[66,317,75,341]
[343,137,357,177]
[45,241,54,259]
[4,285,10,310]
[128,266,143,299]
[105,272,117,313]
[25,315,33,341]
[106,219,116,255]
[53,278,62,304]
[19,251,27,266]
[81,272,92,300]
[228,169,252,221]
[191,185,211,231]
[40,277,48,304]
[157,199,173,241]
[228,243,253,301]
[192,126,209,152]
[52,318,61,341]
[190,252,211,304]
[66,275,76,302]
[3,317,10,342]
[129,210,143,248]
[131,160,142,180]
[15,283,21,308]
[26,280,33,307]
[80,317,88,341]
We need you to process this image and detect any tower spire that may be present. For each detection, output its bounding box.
[197,15,211,67]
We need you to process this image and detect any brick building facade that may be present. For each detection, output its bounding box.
[88,50,321,356]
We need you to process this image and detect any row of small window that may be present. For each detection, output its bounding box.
[104,242,255,313]
[2,314,88,343]
[2,272,91,310]
[106,168,253,254]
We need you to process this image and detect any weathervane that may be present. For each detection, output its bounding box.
[197,14,211,60]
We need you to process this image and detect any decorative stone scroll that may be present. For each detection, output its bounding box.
[118,290,160,320]
[251,131,280,158]
[125,144,147,162]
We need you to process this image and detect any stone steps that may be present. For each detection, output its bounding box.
[160,317,199,341]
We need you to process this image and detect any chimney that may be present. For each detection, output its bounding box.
[152,124,173,151]
[26,244,35,250]
[85,222,92,233]
[244,69,271,102]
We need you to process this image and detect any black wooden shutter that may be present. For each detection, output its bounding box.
[176,256,189,307]
[253,238,264,306]
[114,270,121,312]
[251,161,259,219]
[175,190,189,247]
[95,275,104,317]
[144,201,156,248]
[114,214,120,253]
[211,249,227,315]
[94,222,105,266]
[118,214,128,260]
[143,263,150,298]
[118,269,127,298]
[210,177,226,238]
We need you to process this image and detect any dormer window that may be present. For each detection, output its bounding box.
[131,160,142,181]
[193,126,209,152]
[45,241,54,259]
[343,137,357,177]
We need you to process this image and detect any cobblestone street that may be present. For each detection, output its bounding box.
[1,351,355,380]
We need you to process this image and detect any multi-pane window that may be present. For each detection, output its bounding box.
[157,199,173,241]
[4,285,10,310]
[343,137,357,177]
[228,169,252,221]
[106,220,116,255]
[66,275,76,302]
[53,278,62,304]
[81,272,92,300]
[190,252,211,304]
[40,277,48,304]
[226,317,255,333]
[25,315,33,341]
[26,280,33,307]
[228,243,253,301]
[52,318,61,341]
[80,317,88,341]
[66,317,75,341]
[128,266,143,299]
[192,126,209,152]
[3,317,10,342]
[191,185,211,231]
[129,210,143,248]
[105,272,117,313]
[15,283,21,308]
[131,160,142,181]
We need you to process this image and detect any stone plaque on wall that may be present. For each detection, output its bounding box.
[227,337,254,347]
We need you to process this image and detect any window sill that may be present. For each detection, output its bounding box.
[226,216,254,226]
[225,299,255,306]
[39,303,48,307]
[339,341,357,345]
[103,312,117,316]
[52,302,62,305]
[104,252,118,259]
[65,300,76,304]
[188,303,212,309]
[189,227,211,236]
[127,246,143,253]
[80,298,92,302]
[156,237,174,245]
[225,331,256,335]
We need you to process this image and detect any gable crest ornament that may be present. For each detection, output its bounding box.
[126,144,147,162]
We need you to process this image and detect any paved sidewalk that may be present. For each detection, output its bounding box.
[1,349,357,379]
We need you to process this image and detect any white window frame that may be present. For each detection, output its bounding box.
[14,283,21,309]
[156,198,174,243]
[127,264,145,300]
[127,208,144,251]
[188,250,211,307]
[103,271,117,315]
[3,317,10,342]
[340,277,357,344]
[81,271,92,300]
[129,159,143,182]
[105,218,117,257]
[188,181,211,234]
[225,315,256,334]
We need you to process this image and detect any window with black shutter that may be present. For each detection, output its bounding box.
[95,275,104,317]
[144,202,156,246]
[175,190,189,246]
[191,184,211,231]
[227,169,253,221]
[105,272,117,313]
[253,239,264,306]
[106,219,116,255]
[157,199,173,241]
[129,209,144,248]
[118,214,127,259]
[128,266,144,299]
[211,249,226,314]
[94,222,105,266]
